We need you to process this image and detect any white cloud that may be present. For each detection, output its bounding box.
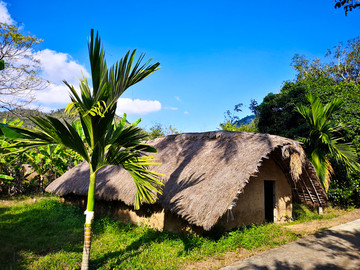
[184,111,189,114]
[35,83,72,105]
[116,98,161,115]
[24,103,57,113]
[175,96,182,102]
[34,49,89,84]
[0,1,14,24]
[164,106,178,111]
[31,49,90,106]
[33,51,162,114]
[0,4,160,115]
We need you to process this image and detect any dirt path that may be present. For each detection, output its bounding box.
[182,209,360,270]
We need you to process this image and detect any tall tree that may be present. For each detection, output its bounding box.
[0,30,163,270]
[296,93,359,191]
[255,37,360,205]
[255,82,309,139]
[0,23,47,110]
[256,38,360,140]
[292,38,360,84]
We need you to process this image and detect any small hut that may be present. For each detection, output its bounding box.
[46,131,327,232]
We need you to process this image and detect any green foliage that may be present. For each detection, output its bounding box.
[0,196,298,270]
[328,179,360,207]
[0,118,28,195]
[296,93,359,191]
[313,82,360,155]
[327,162,360,207]
[291,203,344,223]
[147,123,179,139]
[255,37,360,205]
[0,118,83,196]
[220,120,258,132]
[0,23,46,109]
[24,144,82,190]
[258,38,360,140]
[292,38,360,84]
[256,82,310,139]
[220,103,258,133]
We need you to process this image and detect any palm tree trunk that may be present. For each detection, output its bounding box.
[81,170,96,270]
[81,223,92,270]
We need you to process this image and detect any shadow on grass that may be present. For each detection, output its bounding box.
[0,197,215,270]
[90,222,297,269]
[90,227,207,269]
[0,206,10,215]
[0,199,85,269]
[1,198,296,270]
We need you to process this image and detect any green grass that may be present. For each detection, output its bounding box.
[291,203,352,224]
[0,196,299,269]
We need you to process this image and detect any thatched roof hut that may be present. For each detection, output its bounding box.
[46,131,327,231]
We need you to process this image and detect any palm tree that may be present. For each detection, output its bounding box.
[0,30,163,269]
[296,93,359,191]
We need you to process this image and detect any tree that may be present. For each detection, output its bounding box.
[255,82,310,139]
[219,119,258,132]
[0,30,163,270]
[0,23,47,110]
[256,38,360,140]
[335,0,360,15]
[147,123,179,139]
[0,120,83,195]
[296,93,359,191]
[292,38,360,84]
[0,118,27,195]
[254,37,360,205]
[220,103,258,132]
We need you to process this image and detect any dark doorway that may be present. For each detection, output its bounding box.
[264,180,275,223]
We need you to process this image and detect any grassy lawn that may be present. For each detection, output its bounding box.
[1,195,346,270]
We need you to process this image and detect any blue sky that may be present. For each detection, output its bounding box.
[2,0,360,132]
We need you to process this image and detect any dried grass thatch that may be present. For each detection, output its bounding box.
[46,131,327,230]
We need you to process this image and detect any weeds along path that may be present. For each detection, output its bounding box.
[285,209,360,236]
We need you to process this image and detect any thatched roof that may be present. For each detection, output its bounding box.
[46,131,327,230]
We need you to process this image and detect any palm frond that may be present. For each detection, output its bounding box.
[122,157,164,209]
[0,116,90,162]
[297,92,360,191]
[88,29,107,96]
[311,151,333,191]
